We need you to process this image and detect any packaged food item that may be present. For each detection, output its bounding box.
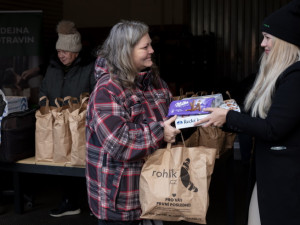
[219,99,240,112]
[175,114,209,129]
[185,93,223,107]
[173,93,241,129]
[168,97,215,117]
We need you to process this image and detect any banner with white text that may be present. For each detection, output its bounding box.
[0,10,43,105]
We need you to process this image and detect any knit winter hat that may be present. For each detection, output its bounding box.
[56,20,82,52]
[262,0,300,47]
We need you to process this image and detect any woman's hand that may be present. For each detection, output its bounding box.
[194,107,229,128]
[163,115,181,143]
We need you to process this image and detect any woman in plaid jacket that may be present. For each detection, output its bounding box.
[86,20,180,225]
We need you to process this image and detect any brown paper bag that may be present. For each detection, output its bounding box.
[67,93,89,111]
[139,137,217,224]
[222,132,236,154]
[67,96,80,112]
[52,97,72,163]
[186,126,226,159]
[218,91,238,155]
[172,88,196,101]
[68,96,89,166]
[35,96,54,162]
[198,126,226,158]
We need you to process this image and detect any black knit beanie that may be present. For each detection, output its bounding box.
[262,0,300,47]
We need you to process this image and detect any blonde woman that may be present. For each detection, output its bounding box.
[195,1,300,225]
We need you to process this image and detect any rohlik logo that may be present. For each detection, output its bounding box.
[180,158,198,192]
[152,169,177,178]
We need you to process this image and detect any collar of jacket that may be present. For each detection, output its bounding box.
[136,68,152,90]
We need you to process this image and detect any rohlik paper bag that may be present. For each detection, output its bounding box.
[139,141,217,224]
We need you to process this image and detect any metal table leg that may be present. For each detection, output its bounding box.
[13,171,24,214]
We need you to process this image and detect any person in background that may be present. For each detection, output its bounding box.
[39,20,95,106]
[195,1,300,225]
[40,20,96,217]
[86,20,180,225]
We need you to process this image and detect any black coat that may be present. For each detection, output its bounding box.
[39,52,96,106]
[226,61,300,225]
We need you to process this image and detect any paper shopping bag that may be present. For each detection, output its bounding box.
[35,96,54,162]
[198,126,226,158]
[52,97,72,163]
[139,140,217,224]
[185,126,226,159]
[222,132,236,155]
[68,96,89,166]
[172,88,196,101]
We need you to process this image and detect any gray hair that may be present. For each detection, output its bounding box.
[98,20,151,89]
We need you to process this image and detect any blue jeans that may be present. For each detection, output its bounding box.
[98,220,140,225]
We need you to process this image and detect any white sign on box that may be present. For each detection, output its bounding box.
[5,96,28,114]
[175,114,209,129]
[0,94,28,144]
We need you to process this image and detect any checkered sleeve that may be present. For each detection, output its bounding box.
[91,85,164,162]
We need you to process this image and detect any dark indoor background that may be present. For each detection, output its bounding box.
[0,0,292,102]
[0,1,293,224]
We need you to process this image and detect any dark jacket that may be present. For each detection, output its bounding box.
[39,52,96,106]
[226,61,300,225]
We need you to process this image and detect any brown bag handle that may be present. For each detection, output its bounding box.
[200,91,208,96]
[39,96,50,113]
[68,97,79,108]
[54,97,65,108]
[185,91,195,98]
[167,132,186,164]
[80,92,89,102]
[39,96,49,107]
[78,96,89,113]
[167,132,186,150]
[179,88,184,97]
[225,91,232,99]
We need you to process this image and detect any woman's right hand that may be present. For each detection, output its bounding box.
[194,107,229,127]
[163,115,181,143]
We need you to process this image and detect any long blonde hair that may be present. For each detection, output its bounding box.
[244,37,300,118]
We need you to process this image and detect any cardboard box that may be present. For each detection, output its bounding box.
[5,96,28,114]
[0,95,28,144]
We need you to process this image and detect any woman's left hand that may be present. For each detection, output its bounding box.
[163,115,181,143]
[194,107,229,128]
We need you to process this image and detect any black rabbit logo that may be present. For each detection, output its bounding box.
[180,158,198,192]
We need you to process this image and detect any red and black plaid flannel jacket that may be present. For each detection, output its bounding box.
[86,57,172,220]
